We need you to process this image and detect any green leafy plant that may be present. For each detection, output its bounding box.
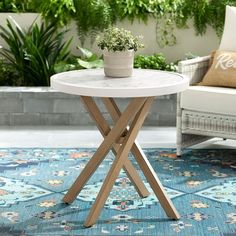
[109,0,155,23]
[73,0,115,45]
[134,54,177,72]
[36,0,115,44]
[0,0,234,49]
[109,0,183,47]
[0,17,71,86]
[97,27,144,52]
[0,57,20,85]
[177,0,236,37]
[54,46,103,73]
[108,0,236,47]
[40,0,75,26]
[76,46,103,69]
[0,0,41,12]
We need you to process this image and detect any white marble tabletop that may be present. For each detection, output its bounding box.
[50,69,189,98]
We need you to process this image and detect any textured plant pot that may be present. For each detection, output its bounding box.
[103,50,134,78]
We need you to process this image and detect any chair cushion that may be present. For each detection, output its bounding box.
[199,50,236,88]
[219,5,236,51]
[180,86,236,115]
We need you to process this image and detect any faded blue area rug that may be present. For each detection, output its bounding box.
[0,148,236,236]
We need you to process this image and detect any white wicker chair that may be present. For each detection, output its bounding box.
[176,55,236,156]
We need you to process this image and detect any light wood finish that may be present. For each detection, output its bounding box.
[131,142,180,219]
[102,98,123,121]
[62,97,147,204]
[51,69,186,228]
[102,98,180,219]
[80,96,149,198]
[63,95,180,226]
[84,97,154,227]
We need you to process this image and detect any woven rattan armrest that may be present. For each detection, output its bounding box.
[178,55,211,85]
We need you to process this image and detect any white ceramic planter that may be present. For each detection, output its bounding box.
[103,50,134,78]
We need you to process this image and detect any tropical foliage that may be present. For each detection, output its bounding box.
[40,0,75,26]
[0,58,20,86]
[40,0,236,47]
[54,46,103,73]
[56,49,178,74]
[0,0,234,86]
[0,17,71,86]
[73,0,115,44]
[176,0,236,37]
[0,0,41,12]
[1,0,234,47]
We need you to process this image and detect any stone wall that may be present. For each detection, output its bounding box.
[0,87,177,126]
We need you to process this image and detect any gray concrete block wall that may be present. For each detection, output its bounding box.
[10,113,41,126]
[0,87,177,126]
[24,98,54,113]
[0,98,23,112]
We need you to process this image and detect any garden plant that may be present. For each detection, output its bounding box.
[0,0,234,47]
[0,17,71,86]
[0,0,234,85]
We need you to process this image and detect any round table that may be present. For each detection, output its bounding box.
[51,69,189,227]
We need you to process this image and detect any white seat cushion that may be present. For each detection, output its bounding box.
[180,86,236,115]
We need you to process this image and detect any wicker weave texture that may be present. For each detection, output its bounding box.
[178,56,211,85]
[176,55,236,155]
[182,110,236,137]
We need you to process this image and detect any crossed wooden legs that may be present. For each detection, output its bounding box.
[62,96,180,227]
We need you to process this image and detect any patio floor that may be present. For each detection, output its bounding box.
[0,126,235,149]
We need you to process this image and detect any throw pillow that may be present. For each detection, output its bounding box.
[219,6,236,51]
[199,50,236,88]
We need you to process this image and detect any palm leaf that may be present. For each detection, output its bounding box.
[0,18,71,86]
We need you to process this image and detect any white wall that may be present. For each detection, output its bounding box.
[81,19,220,62]
[0,13,40,49]
[0,13,220,62]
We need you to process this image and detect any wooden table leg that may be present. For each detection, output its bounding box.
[132,142,180,219]
[62,97,147,204]
[102,97,180,220]
[81,96,149,198]
[84,97,154,227]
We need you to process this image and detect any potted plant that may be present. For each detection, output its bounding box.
[97,27,144,78]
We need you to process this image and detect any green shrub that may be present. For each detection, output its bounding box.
[0,1,234,48]
[0,17,71,86]
[40,0,75,26]
[0,0,41,12]
[56,49,177,74]
[0,58,21,86]
[134,54,177,72]
[73,0,115,45]
[54,46,103,73]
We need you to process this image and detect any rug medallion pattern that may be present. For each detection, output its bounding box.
[0,148,235,235]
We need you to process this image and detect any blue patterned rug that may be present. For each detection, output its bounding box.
[0,148,236,236]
